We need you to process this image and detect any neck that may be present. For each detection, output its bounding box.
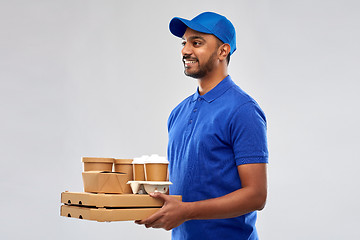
[197,67,228,95]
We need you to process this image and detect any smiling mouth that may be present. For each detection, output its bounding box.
[184,60,197,64]
[183,58,198,69]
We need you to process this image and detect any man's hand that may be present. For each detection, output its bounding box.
[135,192,190,231]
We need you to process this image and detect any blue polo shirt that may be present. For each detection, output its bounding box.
[167,75,268,240]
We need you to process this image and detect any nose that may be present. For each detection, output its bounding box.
[181,42,192,56]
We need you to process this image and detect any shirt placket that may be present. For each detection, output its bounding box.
[186,97,203,134]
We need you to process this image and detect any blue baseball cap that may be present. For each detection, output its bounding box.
[169,12,236,55]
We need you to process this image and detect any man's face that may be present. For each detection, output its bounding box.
[181,28,220,79]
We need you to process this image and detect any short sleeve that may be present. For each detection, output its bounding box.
[230,101,269,165]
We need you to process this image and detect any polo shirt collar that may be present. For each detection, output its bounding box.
[191,75,235,103]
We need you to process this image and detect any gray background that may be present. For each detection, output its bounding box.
[1,0,359,239]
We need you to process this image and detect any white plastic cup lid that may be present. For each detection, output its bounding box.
[132,155,149,164]
[144,154,169,164]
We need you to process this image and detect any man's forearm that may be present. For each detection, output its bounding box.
[184,186,267,220]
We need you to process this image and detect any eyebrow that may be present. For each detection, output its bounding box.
[182,35,206,42]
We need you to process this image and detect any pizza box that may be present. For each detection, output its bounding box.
[61,191,182,208]
[60,191,182,222]
[61,205,160,222]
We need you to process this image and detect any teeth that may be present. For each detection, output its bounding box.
[184,60,197,64]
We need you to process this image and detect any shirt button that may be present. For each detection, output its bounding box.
[189,120,193,124]
[193,108,197,112]
[197,98,201,101]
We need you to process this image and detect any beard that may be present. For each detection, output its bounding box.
[183,50,217,79]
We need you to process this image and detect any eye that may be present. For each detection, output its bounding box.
[181,41,186,46]
[193,41,202,47]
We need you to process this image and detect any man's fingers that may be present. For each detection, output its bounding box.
[146,223,162,229]
[135,209,163,225]
[134,193,180,230]
[149,192,171,202]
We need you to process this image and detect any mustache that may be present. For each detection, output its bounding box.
[182,55,198,61]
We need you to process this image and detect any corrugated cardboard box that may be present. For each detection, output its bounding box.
[60,192,182,222]
[61,205,160,222]
[61,191,181,207]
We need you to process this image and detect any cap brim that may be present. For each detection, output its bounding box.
[169,17,212,38]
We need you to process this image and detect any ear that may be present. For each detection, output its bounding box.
[218,43,231,61]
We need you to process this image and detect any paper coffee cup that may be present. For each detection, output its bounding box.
[132,156,147,181]
[82,157,114,172]
[144,163,168,181]
[114,158,133,193]
[144,154,169,181]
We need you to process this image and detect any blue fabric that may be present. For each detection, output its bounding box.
[169,12,237,55]
[167,75,268,240]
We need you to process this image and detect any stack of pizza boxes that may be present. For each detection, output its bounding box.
[60,155,181,222]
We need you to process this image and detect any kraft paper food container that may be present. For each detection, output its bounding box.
[132,156,147,181]
[82,157,114,172]
[114,158,133,193]
[82,171,127,194]
[144,155,169,181]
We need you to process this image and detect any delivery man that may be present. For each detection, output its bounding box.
[136,12,269,240]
